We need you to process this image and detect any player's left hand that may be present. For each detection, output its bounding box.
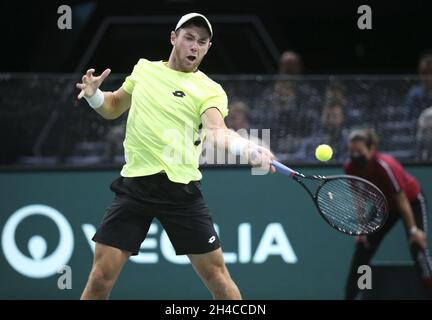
[246,144,276,173]
[409,229,428,250]
[76,68,111,99]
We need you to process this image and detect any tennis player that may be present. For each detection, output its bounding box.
[76,13,274,300]
[344,129,432,299]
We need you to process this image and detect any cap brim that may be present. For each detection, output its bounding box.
[175,13,213,38]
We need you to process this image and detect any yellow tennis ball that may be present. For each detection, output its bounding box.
[315,144,333,162]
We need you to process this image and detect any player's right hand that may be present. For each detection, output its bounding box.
[76,68,111,99]
[247,144,276,173]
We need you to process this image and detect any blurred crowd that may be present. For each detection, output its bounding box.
[1,51,432,166]
[221,50,432,164]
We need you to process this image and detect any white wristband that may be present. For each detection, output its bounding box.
[409,226,418,236]
[229,137,249,156]
[84,88,104,109]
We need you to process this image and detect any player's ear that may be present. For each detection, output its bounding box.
[170,31,176,46]
[204,41,212,54]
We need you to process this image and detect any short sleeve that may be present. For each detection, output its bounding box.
[199,86,229,118]
[122,59,143,95]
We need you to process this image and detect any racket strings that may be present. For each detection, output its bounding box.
[324,185,385,233]
[322,182,386,233]
[316,178,388,234]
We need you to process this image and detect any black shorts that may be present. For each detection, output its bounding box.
[92,174,221,256]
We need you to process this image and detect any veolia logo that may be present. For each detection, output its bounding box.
[1,205,74,278]
[2,204,297,279]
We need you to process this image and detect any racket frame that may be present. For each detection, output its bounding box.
[272,160,389,235]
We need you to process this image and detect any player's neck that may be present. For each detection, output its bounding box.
[166,57,183,72]
[167,52,198,73]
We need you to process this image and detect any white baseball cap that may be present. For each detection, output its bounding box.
[175,13,213,38]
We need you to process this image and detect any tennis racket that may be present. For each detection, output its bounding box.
[271,160,389,235]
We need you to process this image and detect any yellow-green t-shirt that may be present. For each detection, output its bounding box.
[120,59,228,184]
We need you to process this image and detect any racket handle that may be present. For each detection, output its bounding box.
[271,160,297,177]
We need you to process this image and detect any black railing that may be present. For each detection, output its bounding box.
[1,74,431,168]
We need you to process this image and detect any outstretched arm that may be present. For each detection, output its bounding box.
[394,191,428,249]
[201,107,275,172]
